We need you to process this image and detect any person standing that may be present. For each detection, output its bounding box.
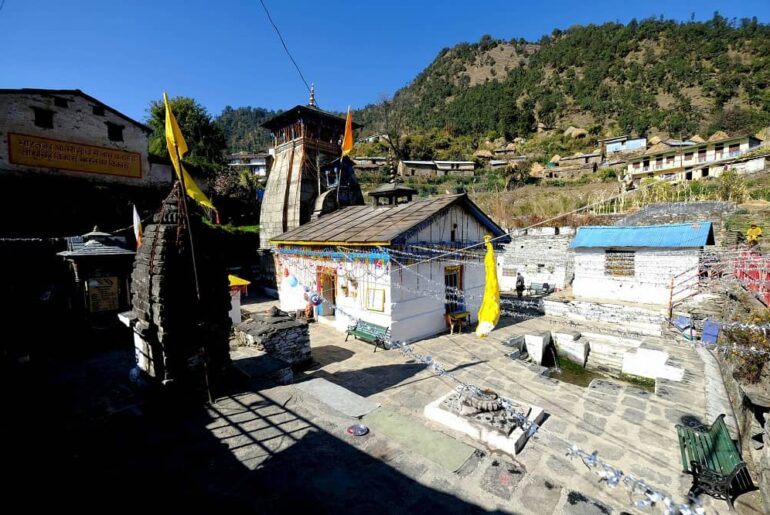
[516,272,525,298]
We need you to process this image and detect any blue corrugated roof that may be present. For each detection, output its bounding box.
[570,222,714,249]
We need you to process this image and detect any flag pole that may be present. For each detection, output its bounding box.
[174,143,202,302]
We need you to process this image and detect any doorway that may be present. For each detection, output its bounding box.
[318,268,337,318]
[444,265,464,314]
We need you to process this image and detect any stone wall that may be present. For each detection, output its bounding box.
[498,227,574,291]
[0,90,167,186]
[615,201,734,227]
[235,309,311,365]
[544,298,666,336]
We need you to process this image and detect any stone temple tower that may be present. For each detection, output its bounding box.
[259,87,364,249]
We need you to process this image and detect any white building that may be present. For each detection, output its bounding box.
[599,135,647,154]
[626,134,762,182]
[271,187,508,343]
[498,227,575,292]
[0,88,168,186]
[227,151,272,179]
[570,222,715,306]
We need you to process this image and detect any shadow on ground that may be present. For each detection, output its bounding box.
[2,346,503,514]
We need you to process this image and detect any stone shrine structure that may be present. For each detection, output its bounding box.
[120,185,231,389]
[259,89,364,250]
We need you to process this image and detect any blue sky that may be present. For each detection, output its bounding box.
[1,0,767,122]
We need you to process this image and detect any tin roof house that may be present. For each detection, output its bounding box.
[271,190,507,344]
[569,222,715,306]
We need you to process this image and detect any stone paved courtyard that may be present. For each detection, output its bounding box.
[235,298,763,514]
[5,298,762,514]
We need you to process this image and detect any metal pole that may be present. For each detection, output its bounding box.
[174,143,201,301]
[174,143,212,403]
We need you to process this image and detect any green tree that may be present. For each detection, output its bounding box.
[147,96,227,177]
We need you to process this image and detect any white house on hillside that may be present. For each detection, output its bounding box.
[569,222,715,305]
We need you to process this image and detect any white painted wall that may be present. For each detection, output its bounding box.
[572,247,700,305]
[0,91,166,185]
[277,254,392,333]
[406,204,489,244]
[390,260,484,343]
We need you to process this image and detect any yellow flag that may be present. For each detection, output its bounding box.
[476,235,500,337]
[341,107,353,156]
[164,93,188,173]
[163,92,216,213]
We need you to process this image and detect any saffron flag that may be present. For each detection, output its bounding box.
[163,92,217,213]
[476,235,500,337]
[341,106,353,156]
[132,204,143,248]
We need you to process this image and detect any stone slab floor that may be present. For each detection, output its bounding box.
[279,311,763,514]
[7,295,763,514]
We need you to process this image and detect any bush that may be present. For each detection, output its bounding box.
[597,168,617,181]
[723,308,770,384]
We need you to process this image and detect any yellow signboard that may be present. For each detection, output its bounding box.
[8,132,142,178]
[87,276,120,313]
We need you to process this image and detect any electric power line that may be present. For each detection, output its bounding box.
[258,0,312,95]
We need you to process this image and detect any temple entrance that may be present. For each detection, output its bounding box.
[318,268,337,318]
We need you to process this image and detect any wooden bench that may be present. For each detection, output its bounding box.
[346,320,391,352]
[676,414,753,510]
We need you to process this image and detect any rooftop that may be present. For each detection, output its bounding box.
[261,104,361,131]
[570,221,715,249]
[0,88,151,132]
[272,193,506,246]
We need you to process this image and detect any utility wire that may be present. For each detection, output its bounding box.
[258,0,312,94]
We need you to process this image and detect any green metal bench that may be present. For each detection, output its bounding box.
[676,414,753,510]
[345,320,391,352]
[528,282,552,296]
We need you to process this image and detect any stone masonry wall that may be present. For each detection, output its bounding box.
[498,227,574,291]
[235,309,311,365]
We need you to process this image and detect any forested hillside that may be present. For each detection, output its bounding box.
[358,15,770,141]
[215,106,281,152]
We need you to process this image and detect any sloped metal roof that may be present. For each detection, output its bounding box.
[570,222,714,249]
[271,194,507,245]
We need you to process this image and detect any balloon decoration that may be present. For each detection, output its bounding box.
[283,268,289,277]
[288,275,298,287]
[309,293,322,306]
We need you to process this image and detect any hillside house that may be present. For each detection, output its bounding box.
[626,134,762,183]
[271,190,507,343]
[399,160,436,177]
[227,151,272,179]
[398,160,476,178]
[352,156,388,172]
[435,160,475,177]
[559,152,602,166]
[569,222,715,305]
[599,135,647,155]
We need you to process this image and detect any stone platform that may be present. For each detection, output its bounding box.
[424,390,545,456]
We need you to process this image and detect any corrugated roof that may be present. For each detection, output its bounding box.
[570,222,714,249]
[272,194,507,245]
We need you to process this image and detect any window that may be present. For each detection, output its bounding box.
[33,107,54,128]
[92,105,105,116]
[53,97,69,108]
[702,169,709,178]
[502,267,517,277]
[605,250,634,277]
[106,122,124,142]
[537,264,545,272]
[684,152,693,161]
[698,150,706,162]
